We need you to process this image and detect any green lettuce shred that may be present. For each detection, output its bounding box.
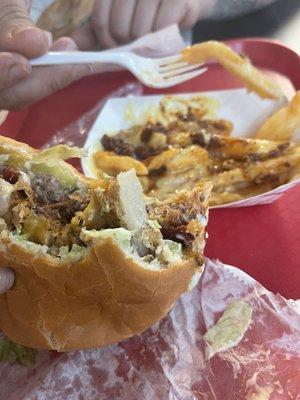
[0,337,37,367]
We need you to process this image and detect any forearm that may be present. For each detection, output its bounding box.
[206,0,279,20]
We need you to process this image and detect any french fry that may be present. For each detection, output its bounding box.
[255,91,300,142]
[210,149,300,192]
[204,135,290,160]
[210,182,278,206]
[182,41,283,100]
[167,146,209,173]
[94,90,300,206]
[288,146,300,180]
[155,168,206,191]
[207,169,246,191]
[245,150,300,183]
[210,192,244,206]
[93,151,148,177]
[145,148,181,171]
[168,131,193,147]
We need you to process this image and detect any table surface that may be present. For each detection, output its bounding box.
[194,0,300,53]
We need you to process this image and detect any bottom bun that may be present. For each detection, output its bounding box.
[0,235,198,351]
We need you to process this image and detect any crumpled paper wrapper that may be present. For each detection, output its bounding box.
[0,259,299,400]
[117,24,185,58]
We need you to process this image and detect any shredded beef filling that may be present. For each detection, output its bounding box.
[147,198,203,247]
[160,226,194,247]
[101,117,232,163]
[140,122,166,143]
[101,134,163,161]
[1,162,199,256]
[101,135,136,157]
[31,173,90,223]
[31,173,70,205]
[0,167,91,252]
[1,166,20,184]
[134,145,162,160]
[36,195,90,224]
[148,165,167,178]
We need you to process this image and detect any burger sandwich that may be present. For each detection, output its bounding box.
[0,136,211,351]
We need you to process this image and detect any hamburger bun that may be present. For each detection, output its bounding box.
[0,136,211,351]
[37,0,94,40]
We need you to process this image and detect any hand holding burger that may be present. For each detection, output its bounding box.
[0,268,14,294]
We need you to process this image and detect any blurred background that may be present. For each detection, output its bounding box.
[194,0,300,53]
[31,0,300,53]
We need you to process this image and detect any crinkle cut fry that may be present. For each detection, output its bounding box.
[209,150,300,191]
[255,91,300,142]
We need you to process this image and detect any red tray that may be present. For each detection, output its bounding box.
[1,38,300,298]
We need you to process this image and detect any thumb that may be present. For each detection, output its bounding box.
[0,268,14,294]
[0,0,52,58]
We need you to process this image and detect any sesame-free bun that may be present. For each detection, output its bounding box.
[0,137,209,351]
[37,0,93,40]
[0,234,198,351]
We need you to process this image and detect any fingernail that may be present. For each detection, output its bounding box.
[64,40,78,51]
[12,27,53,48]
[43,30,53,47]
[9,64,30,81]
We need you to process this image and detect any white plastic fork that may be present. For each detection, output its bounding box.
[30,51,206,89]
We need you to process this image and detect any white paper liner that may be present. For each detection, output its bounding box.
[0,259,299,400]
[82,90,300,209]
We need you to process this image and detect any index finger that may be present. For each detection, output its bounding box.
[91,0,117,48]
[0,0,52,58]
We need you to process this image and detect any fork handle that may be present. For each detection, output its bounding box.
[30,51,128,66]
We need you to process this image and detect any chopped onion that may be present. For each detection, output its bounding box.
[0,179,14,216]
[31,145,87,164]
[117,169,148,231]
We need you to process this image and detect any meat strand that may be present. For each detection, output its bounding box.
[161,226,194,246]
[31,173,69,206]
[31,173,90,222]
[101,135,136,157]
[1,166,20,184]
